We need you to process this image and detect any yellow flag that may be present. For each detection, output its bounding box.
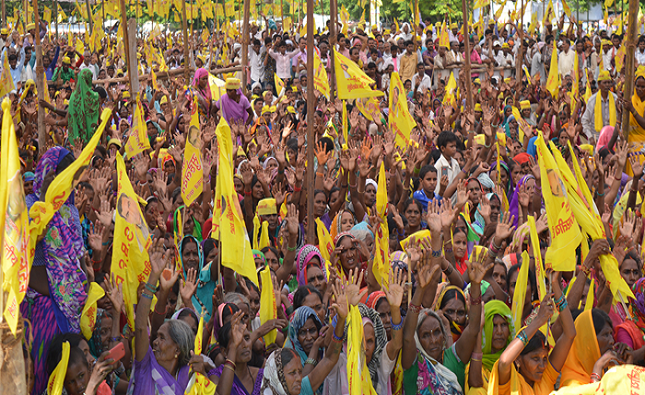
[80,283,106,340]
[112,153,154,330]
[0,98,30,335]
[546,42,559,99]
[495,1,506,20]
[389,72,417,148]
[584,69,592,102]
[562,0,571,17]
[528,12,538,35]
[274,73,285,96]
[47,342,69,395]
[209,73,225,101]
[29,109,111,254]
[259,221,270,251]
[213,117,259,286]
[283,16,292,32]
[347,305,377,395]
[615,44,626,73]
[534,133,582,271]
[75,37,85,54]
[181,97,204,207]
[511,106,530,142]
[439,20,450,48]
[543,0,555,25]
[43,6,52,22]
[259,266,277,345]
[356,96,381,122]
[313,51,330,99]
[185,313,216,395]
[443,71,457,107]
[0,53,16,97]
[605,0,614,7]
[512,252,530,331]
[551,142,634,301]
[571,54,579,102]
[225,1,235,17]
[372,163,389,287]
[151,68,159,90]
[342,100,348,148]
[124,95,152,158]
[253,214,261,250]
[316,217,333,277]
[335,51,384,100]
[340,5,349,35]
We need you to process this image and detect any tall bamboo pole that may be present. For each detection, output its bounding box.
[329,0,337,99]
[33,0,45,155]
[240,0,250,92]
[2,0,5,28]
[621,0,639,140]
[119,0,133,92]
[86,0,93,32]
[461,0,473,111]
[55,0,58,36]
[181,0,189,84]
[305,0,314,242]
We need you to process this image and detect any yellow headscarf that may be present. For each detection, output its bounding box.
[630,67,645,142]
[560,310,601,387]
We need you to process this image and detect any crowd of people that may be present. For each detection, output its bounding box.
[5,6,645,395]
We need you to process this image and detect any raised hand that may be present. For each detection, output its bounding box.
[315,141,331,167]
[620,209,636,239]
[629,155,644,178]
[467,248,494,284]
[180,268,199,303]
[285,204,300,237]
[149,238,170,278]
[477,195,491,223]
[534,293,555,327]
[426,199,442,235]
[383,266,405,308]
[330,280,349,319]
[344,269,367,306]
[159,261,180,293]
[88,222,106,256]
[104,274,124,315]
[417,250,440,289]
[495,214,515,243]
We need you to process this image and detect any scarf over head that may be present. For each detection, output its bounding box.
[260,350,291,395]
[481,300,515,371]
[68,68,100,145]
[434,285,466,342]
[357,304,388,389]
[193,67,213,102]
[287,306,323,364]
[296,245,327,286]
[180,235,215,320]
[27,147,87,333]
[413,309,462,395]
[509,175,534,227]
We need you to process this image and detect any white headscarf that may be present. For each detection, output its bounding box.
[260,350,289,395]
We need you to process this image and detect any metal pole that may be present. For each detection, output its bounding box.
[240,0,250,92]
[55,0,58,36]
[181,0,189,84]
[622,0,639,140]
[33,0,45,156]
[119,0,133,92]
[462,0,473,111]
[305,0,314,242]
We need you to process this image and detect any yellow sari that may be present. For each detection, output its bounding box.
[487,358,559,395]
[560,310,601,387]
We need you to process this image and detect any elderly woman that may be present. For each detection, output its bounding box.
[131,239,196,395]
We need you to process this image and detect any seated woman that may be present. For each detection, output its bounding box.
[286,306,325,369]
[466,300,515,394]
[492,272,576,395]
[130,239,197,395]
[561,308,635,387]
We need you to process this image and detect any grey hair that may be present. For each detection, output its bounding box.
[166,319,195,366]
[223,292,250,307]
[417,309,449,344]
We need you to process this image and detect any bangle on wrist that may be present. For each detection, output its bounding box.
[470,293,482,305]
[244,190,252,195]
[305,357,318,366]
[391,319,403,331]
[590,372,601,383]
[287,244,297,252]
[294,186,302,192]
[332,331,344,342]
[408,302,422,315]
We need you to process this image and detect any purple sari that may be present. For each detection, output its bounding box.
[128,346,191,395]
[208,365,264,395]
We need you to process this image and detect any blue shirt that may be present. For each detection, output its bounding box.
[413,189,442,213]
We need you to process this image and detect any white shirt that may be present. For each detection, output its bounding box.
[434,154,461,195]
[636,49,645,66]
[581,91,618,141]
[268,48,299,79]
[248,47,265,82]
[558,48,576,78]
[412,72,432,93]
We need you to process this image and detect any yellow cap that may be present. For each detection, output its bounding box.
[636,66,645,81]
[257,198,277,215]
[122,91,131,99]
[520,100,531,110]
[62,56,71,64]
[236,146,246,157]
[160,96,168,104]
[598,70,611,81]
[1,28,9,35]
[474,103,482,112]
[26,23,35,31]
[450,23,457,29]
[474,78,481,85]
[261,105,277,115]
[287,106,296,114]
[502,43,510,49]
[225,78,241,90]
[383,29,391,34]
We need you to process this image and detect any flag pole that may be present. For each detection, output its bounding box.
[33,0,45,155]
[240,0,250,93]
[621,0,639,140]
[305,0,314,242]
[86,0,93,32]
[461,0,473,111]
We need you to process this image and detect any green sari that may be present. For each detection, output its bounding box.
[67,68,99,145]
